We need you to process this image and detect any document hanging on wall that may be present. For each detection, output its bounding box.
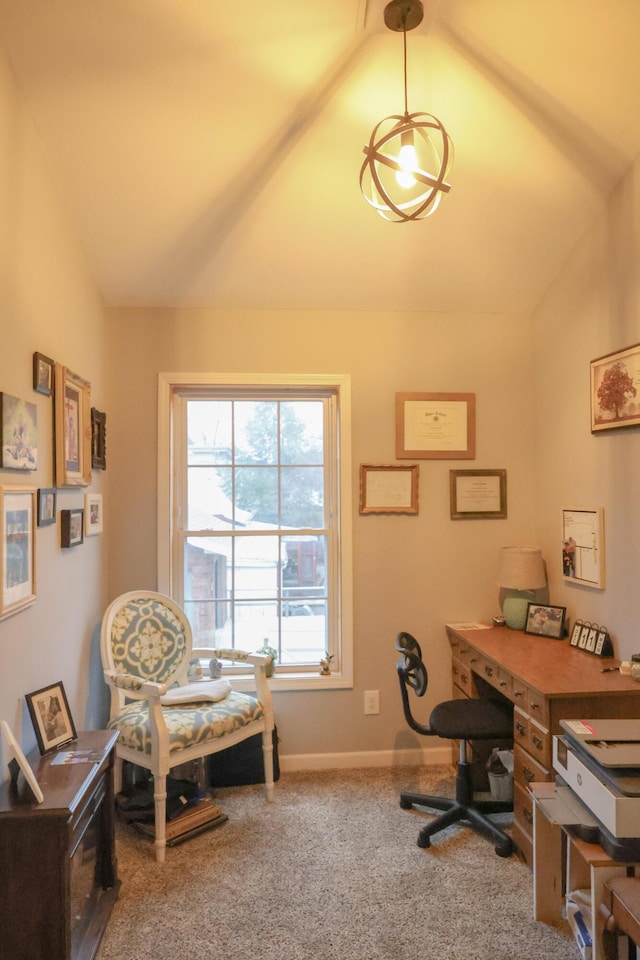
[396,392,475,460]
[562,506,605,589]
[359,464,419,515]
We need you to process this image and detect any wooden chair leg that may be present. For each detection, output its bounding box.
[153,773,167,864]
[262,729,275,802]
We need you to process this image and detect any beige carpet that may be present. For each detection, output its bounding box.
[97,766,578,960]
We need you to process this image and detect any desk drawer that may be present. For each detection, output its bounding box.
[452,656,473,696]
[513,744,551,793]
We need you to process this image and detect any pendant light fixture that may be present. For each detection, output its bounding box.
[359,0,453,222]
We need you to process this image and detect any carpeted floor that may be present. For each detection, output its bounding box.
[97,766,579,960]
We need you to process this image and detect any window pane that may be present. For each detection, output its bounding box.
[280,601,327,664]
[187,466,234,529]
[281,401,324,465]
[184,536,231,602]
[234,466,278,524]
[234,535,280,599]
[234,401,277,465]
[187,400,231,465]
[281,466,324,528]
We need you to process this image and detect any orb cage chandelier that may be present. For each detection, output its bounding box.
[359,0,453,222]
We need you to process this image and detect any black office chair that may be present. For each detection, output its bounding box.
[395,631,514,857]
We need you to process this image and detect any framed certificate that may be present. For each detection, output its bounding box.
[359,464,419,515]
[396,392,475,459]
[449,469,506,520]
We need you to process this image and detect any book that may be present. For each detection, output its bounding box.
[133,796,227,842]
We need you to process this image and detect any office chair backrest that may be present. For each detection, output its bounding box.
[395,631,432,737]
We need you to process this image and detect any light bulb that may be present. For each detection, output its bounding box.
[396,141,417,188]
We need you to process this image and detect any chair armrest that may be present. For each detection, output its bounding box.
[205,647,270,667]
[104,670,167,698]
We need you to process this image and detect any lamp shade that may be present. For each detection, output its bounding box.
[497,546,546,630]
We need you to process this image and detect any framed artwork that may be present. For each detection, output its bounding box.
[37,488,57,527]
[84,493,103,535]
[0,719,43,802]
[359,464,419,515]
[1,393,37,470]
[524,603,566,639]
[449,469,507,519]
[91,408,106,470]
[396,392,476,459]
[32,352,55,397]
[25,681,77,755]
[591,342,640,432]
[562,506,605,589]
[0,485,36,619]
[61,508,84,547]
[54,365,91,486]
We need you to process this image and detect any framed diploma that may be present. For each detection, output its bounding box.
[449,469,507,520]
[359,464,419,515]
[396,392,475,459]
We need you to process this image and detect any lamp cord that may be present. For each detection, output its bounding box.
[403,28,409,116]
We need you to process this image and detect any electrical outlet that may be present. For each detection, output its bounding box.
[364,690,379,715]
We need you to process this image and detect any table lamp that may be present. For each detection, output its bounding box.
[496,546,546,630]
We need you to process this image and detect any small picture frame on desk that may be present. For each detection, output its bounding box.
[25,680,77,755]
[524,603,566,639]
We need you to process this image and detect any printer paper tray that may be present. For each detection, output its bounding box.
[538,782,640,862]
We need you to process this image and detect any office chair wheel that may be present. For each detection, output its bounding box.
[495,839,513,858]
[417,832,431,849]
[399,797,413,810]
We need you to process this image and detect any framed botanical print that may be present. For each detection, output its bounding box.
[54,365,91,486]
[0,485,36,619]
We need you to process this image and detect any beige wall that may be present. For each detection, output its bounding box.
[105,309,537,760]
[532,156,640,654]
[0,50,108,752]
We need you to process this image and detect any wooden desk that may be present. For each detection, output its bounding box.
[446,624,640,866]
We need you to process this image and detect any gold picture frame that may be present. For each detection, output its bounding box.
[449,469,507,520]
[54,365,91,486]
[396,392,476,459]
[359,464,419,515]
[0,485,36,620]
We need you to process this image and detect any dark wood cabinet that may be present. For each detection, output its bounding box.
[0,730,120,960]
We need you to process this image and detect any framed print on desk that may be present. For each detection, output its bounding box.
[359,464,419,515]
[396,392,475,459]
[25,681,77,755]
[449,469,506,519]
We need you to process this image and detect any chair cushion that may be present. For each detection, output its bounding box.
[107,690,264,756]
[430,697,513,741]
[160,679,232,704]
[109,597,188,684]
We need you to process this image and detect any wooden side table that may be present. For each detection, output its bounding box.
[597,876,640,960]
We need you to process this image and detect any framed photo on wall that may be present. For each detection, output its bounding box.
[91,408,107,470]
[449,469,507,519]
[1,393,38,471]
[562,506,605,589]
[32,352,55,397]
[37,488,57,527]
[61,508,84,548]
[0,485,36,619]
[84,493,103,536]
[54,365,91,486]
[590,342,640,432]
[396,392,476,460]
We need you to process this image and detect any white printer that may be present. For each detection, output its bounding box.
[552,718,640,860]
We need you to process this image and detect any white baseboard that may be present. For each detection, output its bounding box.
[279,745,452,773]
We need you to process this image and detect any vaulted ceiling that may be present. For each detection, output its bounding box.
[2,0,639,314]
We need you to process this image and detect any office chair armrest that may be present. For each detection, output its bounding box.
[104,670,167,698]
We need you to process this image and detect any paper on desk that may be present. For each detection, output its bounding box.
[51,750,102,765]
[446,622,491,630]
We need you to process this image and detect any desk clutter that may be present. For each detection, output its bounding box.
[569,620,614,657]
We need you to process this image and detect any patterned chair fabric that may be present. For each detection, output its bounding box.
[100,590,275,864]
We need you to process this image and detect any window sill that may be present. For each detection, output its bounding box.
[229,671,352,693]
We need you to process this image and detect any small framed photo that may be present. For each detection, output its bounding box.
[61,508,84,548]
[524,603,566,639]
[449,469,507,519]
[562,506,605,589]
[33,352,55,397]
[0,485,36,619]
[54,365,91,487]
[591,342,640,432]
[25,681,77,755]
[0,719,43,802]
[37,488,57,527]
[359,464,419,515]
[84,493,103,536]
[396,392,476,460]
[1,393,38,470]
[91,408,106,470]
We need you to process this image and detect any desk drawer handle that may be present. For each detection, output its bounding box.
[499,680,508,687]
[453,665,459,675]
[484,665,494,678]
[523,766,534,783]
[523,806,533,825]
[470,657,478,664]
[461,673,469,685]
[532,735,543,751]
[530,701,540,711]
[514,688,525,698]
[515,721,526,737]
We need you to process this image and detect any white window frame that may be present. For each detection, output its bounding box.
[158,372,353,691]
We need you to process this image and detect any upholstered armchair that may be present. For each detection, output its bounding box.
[100,590,275,862]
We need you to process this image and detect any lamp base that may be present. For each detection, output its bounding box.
[502,596,530,631]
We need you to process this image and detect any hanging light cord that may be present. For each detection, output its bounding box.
[402,27,409,115]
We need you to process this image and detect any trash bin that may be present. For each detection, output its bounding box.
[486,747,514,802]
